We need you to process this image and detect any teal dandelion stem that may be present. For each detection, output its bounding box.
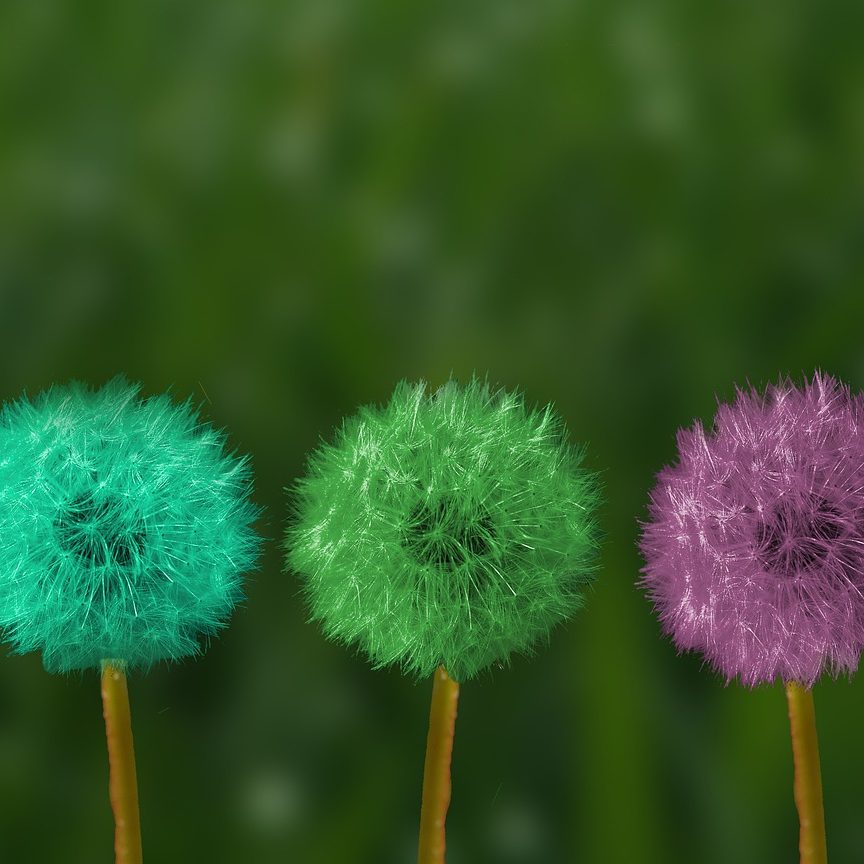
[286,378,601,862]
[101,660,142,864]
[0,377,261,862]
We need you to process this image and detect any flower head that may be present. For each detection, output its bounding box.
[285,378,600,682]
[640,372,864,687]
[0,377,261,673]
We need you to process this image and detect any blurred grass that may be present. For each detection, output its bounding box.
[2,0,864,861]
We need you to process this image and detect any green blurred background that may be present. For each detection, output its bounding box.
[2,1,864,861]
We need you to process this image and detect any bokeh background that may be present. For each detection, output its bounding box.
[2,1,864,862]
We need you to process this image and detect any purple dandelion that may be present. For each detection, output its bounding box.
[640,371,864,687]
[639,371,864,863]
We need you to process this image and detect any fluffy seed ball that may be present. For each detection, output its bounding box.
[286,379,601,682]
[0,377,261,673]
[640,372,864,687]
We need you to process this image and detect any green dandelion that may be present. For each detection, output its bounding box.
[0,377,261,863]
[286,377,600,863]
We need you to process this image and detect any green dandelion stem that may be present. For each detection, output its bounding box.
[785,682,827,864]
[417,666,460,864]
[101,661,142,864]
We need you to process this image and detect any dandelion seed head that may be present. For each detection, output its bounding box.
[0,377,261,673]
[286,378,601,682]
[640,371,864,687]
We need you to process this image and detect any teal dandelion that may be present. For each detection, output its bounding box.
[0,377,261,863]
[286,378,601,863]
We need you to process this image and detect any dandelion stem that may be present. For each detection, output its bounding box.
[101,661,143,864]
[417,666,460,864]
[785,681,827,864]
